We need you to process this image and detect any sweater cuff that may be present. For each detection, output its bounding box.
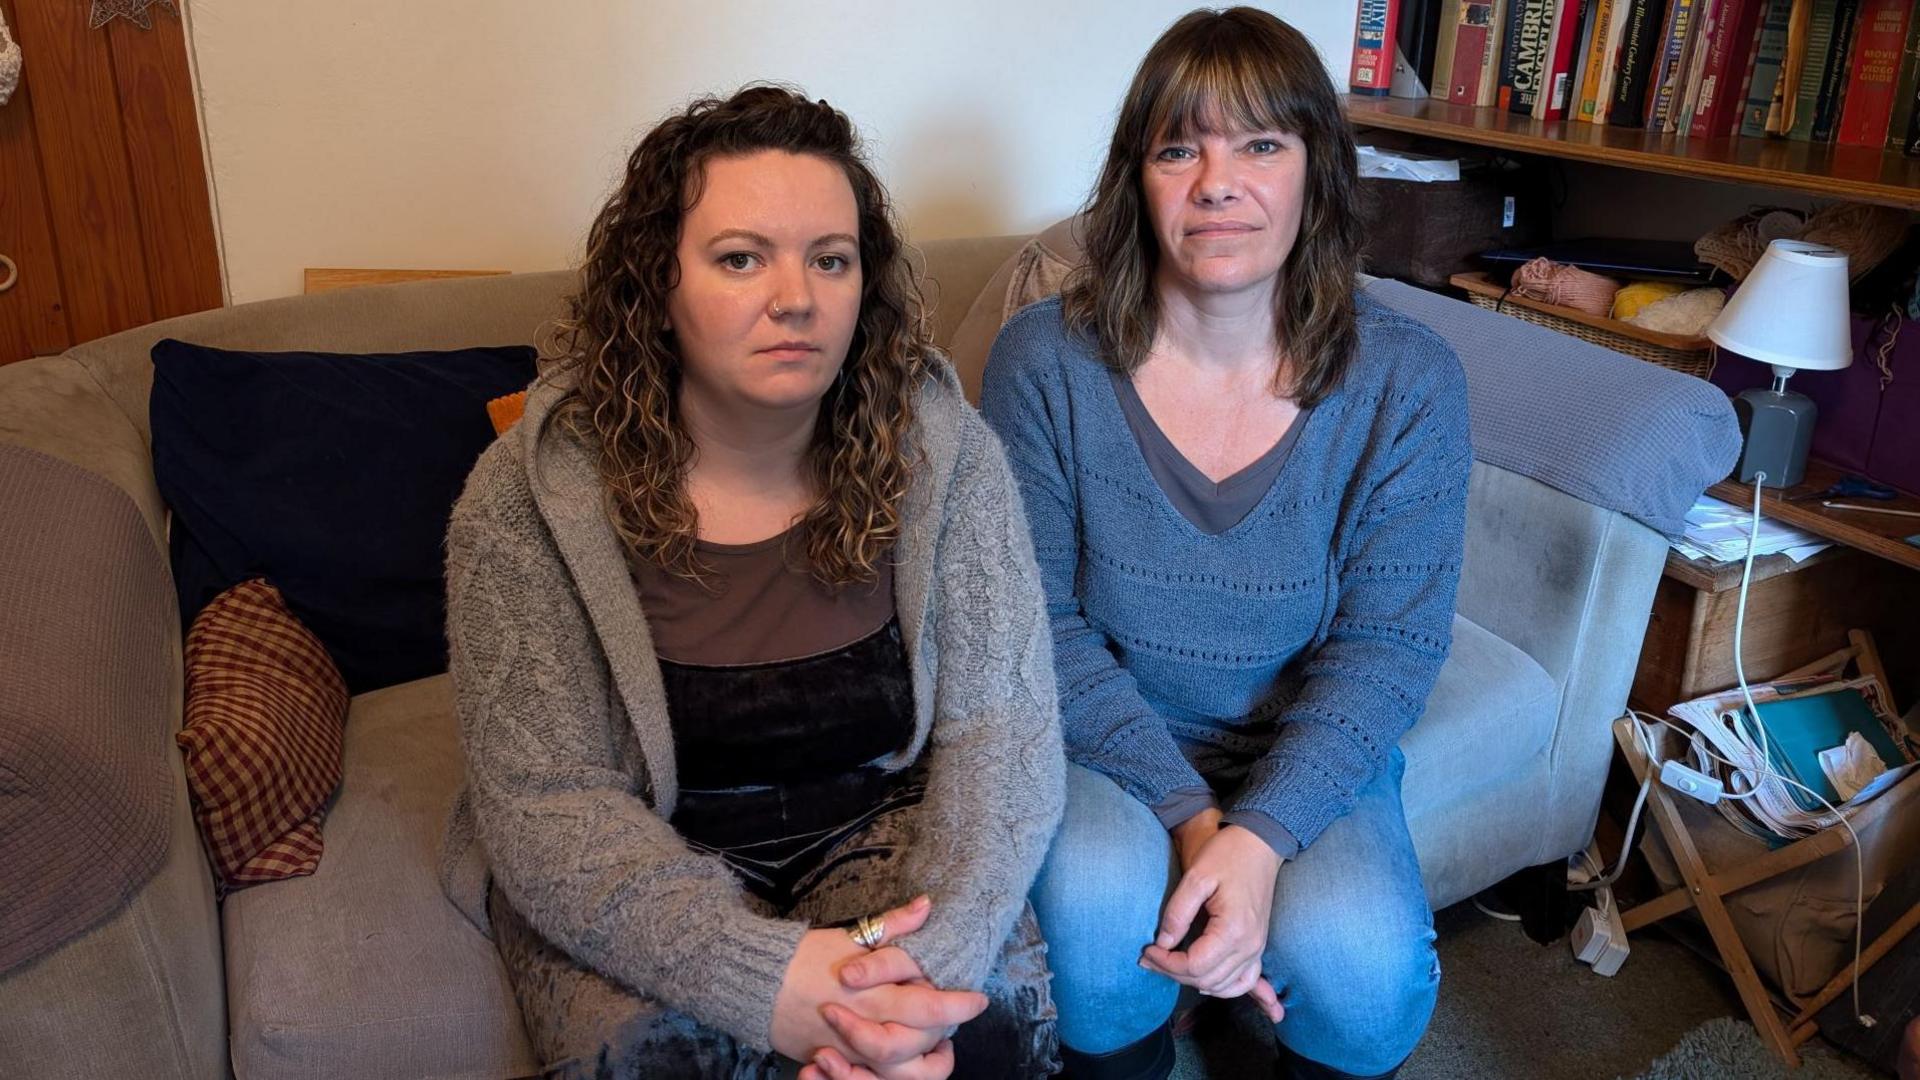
[1152,787,1218,830]
[664,913,808,1053]
[1220,809,1299,862]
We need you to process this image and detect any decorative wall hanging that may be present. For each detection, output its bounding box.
[0,7,20,106]
[89,0,179,30]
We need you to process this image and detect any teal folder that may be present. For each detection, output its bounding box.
[1746,687,1905,811]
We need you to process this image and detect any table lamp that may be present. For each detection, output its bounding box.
[1706,239,1853,489]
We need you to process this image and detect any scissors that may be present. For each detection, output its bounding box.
[1788,474,1897,502]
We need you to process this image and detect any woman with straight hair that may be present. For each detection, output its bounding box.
[981,9,1469,1079]
[441,85,1063,1079]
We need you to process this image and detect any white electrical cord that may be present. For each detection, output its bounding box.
[1618,473,1874,1029]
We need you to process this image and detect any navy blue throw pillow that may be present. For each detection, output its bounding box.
[151,339,537,694]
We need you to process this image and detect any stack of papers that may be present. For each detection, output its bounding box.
[1671,495,1830,564]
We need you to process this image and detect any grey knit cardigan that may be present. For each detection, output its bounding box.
[438,359,1065,1052]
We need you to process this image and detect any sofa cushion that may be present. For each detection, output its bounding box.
[1400,614,1560,823]
[222,675,536,1080]
[150,339,537,694]
[179,579,348,891]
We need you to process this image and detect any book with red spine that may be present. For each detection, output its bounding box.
[1541,0,1591,118]
[1450,0,1488,102]
[1725,0,1769,134]
[1351,0,1403,96]
[1836,0,1912,144]
[1695,0,1766,136]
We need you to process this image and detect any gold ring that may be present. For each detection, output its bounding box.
[849,914,886,950]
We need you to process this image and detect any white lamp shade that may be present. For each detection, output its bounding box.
[1706,240,1853,372]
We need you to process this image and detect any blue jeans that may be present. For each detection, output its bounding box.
[1031,752,1438,1076]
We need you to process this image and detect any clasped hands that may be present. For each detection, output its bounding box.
[773,894,987,1080]
[1140,807,1287,1023]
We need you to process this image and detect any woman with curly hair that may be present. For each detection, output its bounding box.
[981,9,1466,1080]
[440,85,1063,1079]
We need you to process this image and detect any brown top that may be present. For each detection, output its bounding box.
[631,527,894,666]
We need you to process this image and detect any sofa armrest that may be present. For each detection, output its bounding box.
[0,356,166,546]
[0,358,225,1078]
[0,757,227,1080]
[1458,461,1669,865]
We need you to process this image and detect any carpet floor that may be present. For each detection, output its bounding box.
[1170,901,1883,1079]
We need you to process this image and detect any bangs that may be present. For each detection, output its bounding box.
[1143,36,1312,146]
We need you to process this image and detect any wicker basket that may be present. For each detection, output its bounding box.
[1449,272,1715,380]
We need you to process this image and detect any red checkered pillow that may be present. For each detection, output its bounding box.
[177,578,348,892]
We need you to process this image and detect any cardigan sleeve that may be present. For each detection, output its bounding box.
[445,449,805,1053]
[888,417,1067,992]
[978,307,1213,819]
[1227,328,1472,850]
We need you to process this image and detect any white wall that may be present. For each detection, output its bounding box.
[185,1,1356,304]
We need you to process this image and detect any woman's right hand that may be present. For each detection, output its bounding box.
[771,896,987,1077]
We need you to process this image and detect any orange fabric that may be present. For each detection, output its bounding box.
[487,390,528,435]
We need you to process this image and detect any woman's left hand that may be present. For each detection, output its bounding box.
[1140,824,1286,1023]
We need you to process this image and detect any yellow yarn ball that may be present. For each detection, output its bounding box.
[1611,282,1688,321]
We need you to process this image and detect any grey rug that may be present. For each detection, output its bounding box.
[1627,1018,1871,1080]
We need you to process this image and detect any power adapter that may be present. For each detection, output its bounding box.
[1571,891,1629,977]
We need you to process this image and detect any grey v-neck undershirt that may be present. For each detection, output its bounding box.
[1108,370,1310,535]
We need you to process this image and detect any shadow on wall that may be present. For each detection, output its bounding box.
[890,108,1028,319]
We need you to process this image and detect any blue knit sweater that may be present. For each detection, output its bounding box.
[979,294,1471,853]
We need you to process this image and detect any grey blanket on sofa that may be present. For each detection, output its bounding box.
[1363,279,1743,540]
[0,445,177,975]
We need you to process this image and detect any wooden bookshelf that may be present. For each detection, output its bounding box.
[1344,95,1920,211]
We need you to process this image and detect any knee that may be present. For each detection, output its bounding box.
[1029,767,1177,1054]
[1030,767,1167,927]
[1269,926,1440,1075]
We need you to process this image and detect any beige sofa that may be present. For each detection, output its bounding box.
[0,229,1704,1078]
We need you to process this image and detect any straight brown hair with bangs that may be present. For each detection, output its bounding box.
[1061,7,1362,405]
[545,86,927,587]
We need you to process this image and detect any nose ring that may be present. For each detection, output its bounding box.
[771,302,787,318]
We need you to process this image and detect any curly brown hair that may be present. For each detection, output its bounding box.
[545,85,928,587]
[1061,7,1363,406]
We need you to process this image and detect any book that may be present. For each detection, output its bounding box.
[1836,0,1913,144]
[1741,0,1792,136]
[1451,0,1512,104]
[1906,66,1920,152]
[1676,0,1721,133]
[1887,4,1920,147]
[1725,0,1769,134]
[1392,0,1448,97]
[1351,0,1402,95]
[1504,0,1554,112]
[1540,0,1591,118]
[1611,0,1673,125]
[1695,0,1767,136]
[1576,0,1617,119]
[1770,0,1816,133]
[1433,0,1465,102]
[1593,0,1638,119]
[1812,0,1861,139]
[1788,0,1845,138]
[1652,0,1702,130]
